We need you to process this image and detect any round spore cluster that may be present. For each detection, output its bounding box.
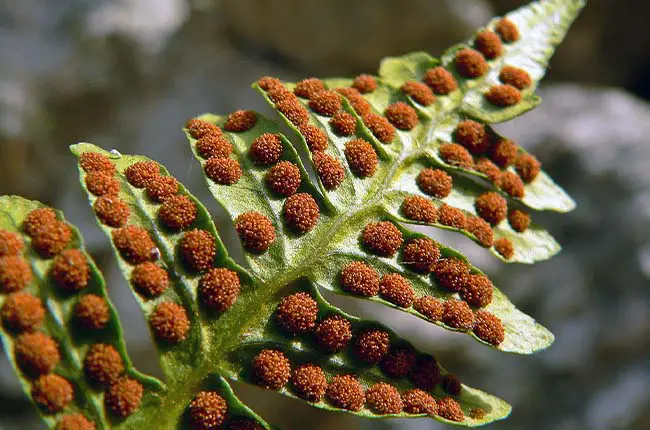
[437,397,464,422]
[104,377,143,418]
[224,110,257,132]
[57,413,96,430]
[366,382,403,415]
[439,143,473,168]
[475,192,507,225]
[401,81,435,106]
[325,375,365,411]
[294,78,325,99]
[442,374,462,396]
[258,76,282,91]
[158,195,197,231]
[309,91,342,116]
[299,124,328,151]
[283,193,320,234]
[0,256,32,293]
[312,151,345,190]
[112,226,158,264]
[499,66,532,90]
[466,216,494,248]
[489,138,518,167]
[85,172,119,197]
[434,258,470,292]
[508,208,530,232]
[22,208,57,237]
[455,48,488,79]
[442,299,475,330]
[75,294,110,330]
[149,302,190,344]
[515,153,541,183]
[475,158,501,183]
[265,161,302,196]
[1,292,45,332]
[0,229,24,256]
[455,120,490,155]
[495,237,514,259]
[125,161,159,188]
[379,273,415,308]
[94,196,130,227]
[380,345,416,378]
[352,74,377,93]
[474,30,503,59]
[329,112,357,136]
[204,158,242,185]
[361,221,403,257]
[340,262,379,297]
[495,18,520,43]
[402,389,437,415]
[438,204,467,229]
[291,364,327,402]
[414,296,443,322]
[409,355,440,391]
[461,274,493,308]
[196,133,232,160]
[198,268,240,312]
[362,113,395,144]
[249,133,283,166]
[186,118,221,139]
[31,221,73,258]
[384,102,418,130]
[499,171,525,198]
[235,211,276,253]
[416,168,452,198]
[32,374,73,413]
[146,176,179,203]
[275,292,318,335]
[355,329,390,363]
[252,349,291,390]
[277,98,309,126]
[79,152,116,175]
[423,67,457,95]
[473,310,505,345]
[15,332,60,376]
[84,343,124,385]
[189,391,228,430]
[51,249,90,293]
[131,262,169,297]
[401,195,438,224]
[485,84,521,107]
[180,229,216,272]
[315,315,352,353]
[337,87,372,116]
[344,138,378,177]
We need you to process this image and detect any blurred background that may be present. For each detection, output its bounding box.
[1,0,649,429]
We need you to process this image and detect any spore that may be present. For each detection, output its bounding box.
[473,310,505,345]
[94,195,130,228]
[442,299,475,330]
[437,397,464,422]
[51,249,90,293]
[0,230,24,256]
[361,221,403,257]
[294,78,326,99]
[365,383,403,415]
[402,238,440,274]
[252,349,291,390]
[283,193,320,233]
[325,375,365,411]
[291,364,327,402]
[413,296,443,321]
[489,138,518,167]
[198,267,240,312]
[355,329,390,363]
[265,161,302,196]
[474,158,501,183]
[85,172,120,197]
[416,168,452,198]
[275,292,318,335]
[79,152,116,175]
[485,84,521,107]
[499,171,525,198]
[180,229,216,272]
[455,48,488,79]
[257,76,283,91]
[204,158,243,185]
[249,133,283,166]
[362,113,396,144]
[125,161,159,188]
[75,294,110,330]
[112,226,158,264]
[276,98,310,126]
[299,124,329,151]
[31,221,73,258]
[380,345,416,378]
[235,212,276,253]
[57,413,96,430]
[401,81,435,106]
[131,262,169,297]
[315,315,352,353]
[267,86,295,104]
[470,408,487,420]
[22,208,57,237]
[508,208,530,232]
[384,102,418,130]
[158,195,198,230]
[402,389,437,415]
[423,67,457,95]
[15,332,60,376]
[515,153,541,183]
[499,66,532,90]
[442,374,462,396]
[189,391,228,430]
[475,192,507,225]
[409,355,440,391]
[104,377,143,418]
[149,302,190,344]
[0,256,32,293]
[401,195,439,224]
[340,262,379,297]
[344,138,378,177]
[379,273,415,308]
[438,204,467,229]
[186,119,221,139]
[433,258,470,292]
[494,237,514,259]
[196,134,233,160]
[352,74,378,93]
[84,343,124,385]
[336,87,372,116]
[454,120,490,155]
[32,374,73,413]
[312,151,345,190]
[1,292,45,332]
[309,91,342,117]
[495,18,520,43]
[224,110,257,132]
[439,143,473,168]
[329,112,357,136]
[474,30,503,59]
[466,216,494,247]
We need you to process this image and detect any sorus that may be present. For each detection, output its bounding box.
[344,138,378,178]
[198,267,240,312]
[149,302,190,344]
[384,102,418,131]
[125,161,159,188]
[315,314,352,353]
[325,375,365,411]
[252,349,291,390]
[401,195,439,224]
[224,110,257,132]
[423,67,457,95]
[104,377,143,418]
[249,133,283,166]
[454,48,488,79]
[275,292,319,335]
[235,212,276,253]
[365,383,403,415]
[416,168,452,198]
[204,158,242,185]
[442,299,475,330]
[402,237,440,274]
[158,195,198,231]
[355,329,390,363]
[361,221,403,257]
[94,195,130,228]
[438,143,473,169]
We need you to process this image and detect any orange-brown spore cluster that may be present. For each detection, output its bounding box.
[473,310,505,345]
[84,343,124,385]
[352,74,377,93]
[85,172,120,197]
[337,87,372,116]
[146,176,179,203]
[494,237,514,259]
[22,208,57,237]
[402,389,437,415]
[180,229,215,272]
[423,67,457,95]
[401,81,435,106]
[51,249,90,293]
[455,120,490,155]
[149,302,190,344]
[312,151,345,190]
[380,345,416,378]
[1,292,44,332]
[189,391,228,430]
[204,158,243,185]
[32,374,73,413]
[252,349,291,390]
[0,256,32,293]
[300,124,329,151]
[94,195,130,228]
[409,355,440,391]
[235,211,276,253]
[80,152,116,175]
[442,374,462,396]
[508,208,530,232]
[294,78,325,99]
[283,193,320,234]
[131,262,168,298]
[499,171,525,198]
[442,299,475,330]
[474,158,501,183]
[485,84,521,107]
[434,258,470,292]
[315,315,352,353]
[257,76,283,91]
[439,204,467,229]
[31,221,73,258]
[366,383,403,415]
[402,238,440,274]
[362,221,403,257]
[0,230,24,256]
[439,143,473,168]
[417,168,452,198]
[363,113,396,144]
[249,133,283,166]
[461,274,493,308]
[75,294,110,330]
[414,296,443,321]
[489,138,518,167]
[276,292,318,335]
[15,332,60,376]
[291,364,327,402]
[195,132,230,159]
[379,273,415,308]
[499,66,532,90]
[57,413,96,430]
[199,268,240,312]
[515,153,541,183]
[266,161,302,196]
[466,216,494,248]
[474,30,503,59]
[112,225,157,264]
[158,195,197,230]
[401,195,438,224]
[125,161,159,188]
[326,375,365,411]
[344,138,378,177]
[355,329,390,363]
[309,91,341,117]
[186,118,221,139]
[475,192,507,225]
[329,112,357,136]
[384,102,418,130]
[104,377,143,418]
[495,18,520,43]
[437,397,464,422]
[224,110,257,132]
[455,48,488,79]
[340,261,379,297]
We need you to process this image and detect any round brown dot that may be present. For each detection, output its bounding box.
[402,237,440,274]
[495,18,520,43]
[470,408,487,420]
[362,221,403,257]
[294,78,325,99]
[79,152,116,175]
[299,124,328,151]
[485,84,521,107]
[180,229,216,272]
[401,195,438,224]
[499,171,525,198]
[409,355,440,390]
[57,413,96,430]
[329,112,357,137]
[366,383,403,415]
[515,153,541,183]
[105,377,143,418]
[204,158,243,185]
[475,192,507,225]
[235,212,276,253]
[499,66,532,90]
[150,302,190,344]
[344,138,378,177]
[252,349,291,390]
[1,292,44,332]
[249,133,283,165]
[309,90,342,117]
[352,74,377,94]
[326,375,365,411]
[423,67,457,95]
[125,161,159,188]
[489,138,518,167]
[112,226,158,264]
[474,30,503,59]
[0,256,32,293]
[355,329,390,363]
[94,195,130,228]
[494,237,514,259]
[380,345,416,378]
[384,102,418,131]
[455,120,490,155]
[159,195,197,230]
[442,299,475,330]
[291,364,327,402]
[439,143,473,168]
[196,134,233,160]
[379,273,415,308]
[401,81,435,106]
[131,263,169,298]
[85,172,120,197]
[189,391,228,430]
[224,110,257,132]
[466,216,494,247]
[275,292,318,335]
[15,332,60,376]
[508,208,530,232]
[265,161,302,196]
[84,343,124,385]
[51,249,90,293]
[402,389,437,415]
[312,151,345,190]
[455,48,488,79]
[416,168,452,199]
[267,85,295,104]
[442,374,462,396]
[315,315,352,353]
[340,261,379,297]
[414,295,443,321]
[337,87,372,116]
[22,208,57,237]
[0,230,24,256]
[186,119,221,139]
[437,397,464,422]
[32,374,73,413]
[257,76,283,91]
[31,221,73,258]
[461,274,493,308]
[473,310,505,345]
[362,113,396,144]
[433,258,470,292]
[75,294,110,330]
[198,268,240,312]
[283,193,320,234]
[277,98,310,126]
[439,204,467,229]
[474,158,501,183]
